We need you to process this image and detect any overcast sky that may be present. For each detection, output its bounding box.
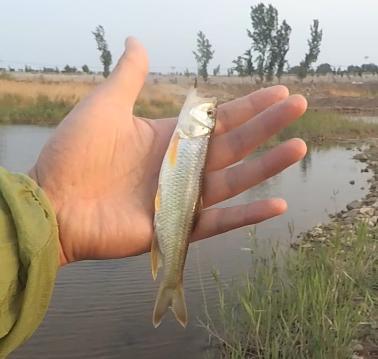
[1,0,377,73]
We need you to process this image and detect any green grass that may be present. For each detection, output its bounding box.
[203,224,377,358]
[1,92,378,140]
[0,93,181,125]
[0,94,74,125]
[277,110,378,144]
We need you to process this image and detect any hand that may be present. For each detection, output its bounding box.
[29,38,307,266]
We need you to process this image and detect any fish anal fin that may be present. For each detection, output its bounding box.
[151,234,162,280]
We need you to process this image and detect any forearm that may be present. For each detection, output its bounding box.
[0,167,59,358]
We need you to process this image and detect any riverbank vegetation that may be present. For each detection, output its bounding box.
[2,78,378,143]
[203,223,377,358]
[0,79,182,124]
[277,110,378,144]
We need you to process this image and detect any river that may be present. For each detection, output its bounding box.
[1,125,369,359]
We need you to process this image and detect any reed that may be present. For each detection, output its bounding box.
[203,224,377,358]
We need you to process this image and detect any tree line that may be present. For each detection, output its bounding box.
[2,6,376,81]
[193,3,323,82]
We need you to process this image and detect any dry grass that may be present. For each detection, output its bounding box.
[1,75,378,124]
[0,78,185,123]
[0,79,94,103]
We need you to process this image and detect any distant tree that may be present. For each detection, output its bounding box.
[184,68,191,77]
[193,31,214,81]
[247,3,277,82]
[298,20,323,80]
[62,65,77,73]
[287,65,301,75]
[82,64,90,74]
[275,20,291,81]
[42,67,59,73]
[92,25,112,78]
[316,63,333,75]
[243,49,254,77]
[227,68,234,77]
[247,3,291,82]
[336,67,344,77]
[231,50,254,78]
[347,65,362,75]
[232,56,246,76]
[361,63,378,74]
[213,64,221,76]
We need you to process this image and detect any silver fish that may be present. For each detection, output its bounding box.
[151,88,217,328]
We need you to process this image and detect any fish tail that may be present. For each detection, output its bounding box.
[152,282,188,328]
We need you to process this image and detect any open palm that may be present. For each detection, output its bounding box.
[29,38,307,266]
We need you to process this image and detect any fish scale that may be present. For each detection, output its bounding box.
[151,88,217,328]
[157,137,209,285]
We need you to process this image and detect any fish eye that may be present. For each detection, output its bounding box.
[207,109,216,117]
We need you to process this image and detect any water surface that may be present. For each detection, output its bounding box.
[2,125,369,359]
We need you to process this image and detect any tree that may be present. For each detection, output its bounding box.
[62,65,77,73]
[247,4,278,82]
[288,65,301,75]
[243,49,254,77]
[232,51,254,77]
[275,20,291,81]
[213,64,220,76]
[247,3,291,82]
[232,56,246,76]
[193,31,214,81]
[298,19,323,80]
[42,67,59,73]
[82,64,90,74]
[347,65,363,77]
[316,63,333,75]
[92,25,112,78]
[361,63,378,74]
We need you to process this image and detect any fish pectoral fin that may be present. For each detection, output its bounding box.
[151,233,163,280]
[152,282,188,328]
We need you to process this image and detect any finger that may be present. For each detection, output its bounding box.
[204,138,307,207]
[107,37,149,108]
[207,95,307,171]
[191,198,287,242]
[215,85,289,135]
[148,86,288,142]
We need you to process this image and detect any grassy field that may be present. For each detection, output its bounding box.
[0,78,183,123]
[1,77,378,142]
[277,110,378,144]
[203,224,377,358]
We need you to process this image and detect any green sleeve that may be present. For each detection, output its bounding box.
[0,167,59,358]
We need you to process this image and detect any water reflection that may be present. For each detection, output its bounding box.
[300,150,312,177]
[0,125,370,359]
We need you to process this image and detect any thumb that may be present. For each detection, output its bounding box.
[107,37,149,108]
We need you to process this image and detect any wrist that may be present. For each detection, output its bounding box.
[28,166,67,267]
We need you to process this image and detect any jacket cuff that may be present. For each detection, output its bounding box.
[0,167,59,358]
